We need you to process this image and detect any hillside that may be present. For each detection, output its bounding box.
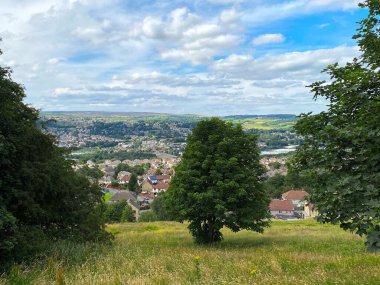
[3,220,379,284]
[41,112,300,159]
[223,114,297,130]
[42,112,297,130]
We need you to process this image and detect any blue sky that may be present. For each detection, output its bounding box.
[0,0,366,115]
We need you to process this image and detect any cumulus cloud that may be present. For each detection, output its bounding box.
[252,33,285,46]
[242,0,359,26]
[48,45,359,114]
[0,0,362,115]
[212,46,360,80]
[130,7,243,65]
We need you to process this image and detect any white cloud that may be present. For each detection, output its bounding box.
[305,0,359,11]
[212,46,360,80]
[0,0,363,115]
[211,54,254,69]
[242,0,359,26]
[318,23,330,28]
[219,8,241,24]
[252,33,285,46]
[48,45,360,115]
[183,24,222,39]
[184,34,241,50]
[128,7,243,65]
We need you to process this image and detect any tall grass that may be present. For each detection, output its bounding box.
[1,220,379,284]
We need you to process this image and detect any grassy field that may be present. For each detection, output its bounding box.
[2,220,380,285]
[225,118,296,130]
[103,193,113,202]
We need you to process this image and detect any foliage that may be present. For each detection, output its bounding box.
[0,207,17,261]
[165,118,270,243]
[247,129,303,150]
[103,201,128,223]
[101,200,136,223]
[115,163,148,177]
[74,150,156,163]
[128,174,139,192]
[77,165,103,180]
[0,47,110,266]
[269,161,281,170]
[291,1,380,252]
[121,204,135,222]
[110,181,120,188]
[263,174,287,199]
[88,121,192,140]
[263,170,314,199]
[139,210,158,222]
[151,194,173,221]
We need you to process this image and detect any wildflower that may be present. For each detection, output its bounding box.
[193,255,201,281]
[250,269,257,276]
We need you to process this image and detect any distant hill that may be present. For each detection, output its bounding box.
[42,111,297,130]
[223,115,297,130]
[44,111,191,117]
[223,114,296,120]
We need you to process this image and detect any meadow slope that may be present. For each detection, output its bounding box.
[2,220,380,285]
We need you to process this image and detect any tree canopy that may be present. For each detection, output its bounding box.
[0,47,110,265]
[165,118,270,243]
[291,1,380,252]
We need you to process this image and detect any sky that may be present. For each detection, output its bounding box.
[0,0,367,115]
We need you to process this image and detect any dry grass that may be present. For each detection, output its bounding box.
[2,220,380,285]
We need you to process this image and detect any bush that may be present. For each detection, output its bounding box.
[102,200,136,223]
[121,205,135,222]
[0,207,17,261]
[139,211,158,222]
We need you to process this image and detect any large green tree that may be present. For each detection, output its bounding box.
[291,1,380,252]
[128,173,139,192]
[0,47,109,264]
[165,118,270,244]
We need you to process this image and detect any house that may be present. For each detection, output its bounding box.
[304,201,318,218]
[127,199,141,221]
[148,175,158,184]
[101,166,116,177]
[117,171,131,179]
[142,179,154,192]
[86,160,96,168]
[118,175,131,185]
[152,182,169,195]
[269,199,294,217]
[110,160,121,167]
[156,174,171,183]
[137,193,155,204]
[99,175,113,185]
[282,190,309,210]
[108,191,137,203]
